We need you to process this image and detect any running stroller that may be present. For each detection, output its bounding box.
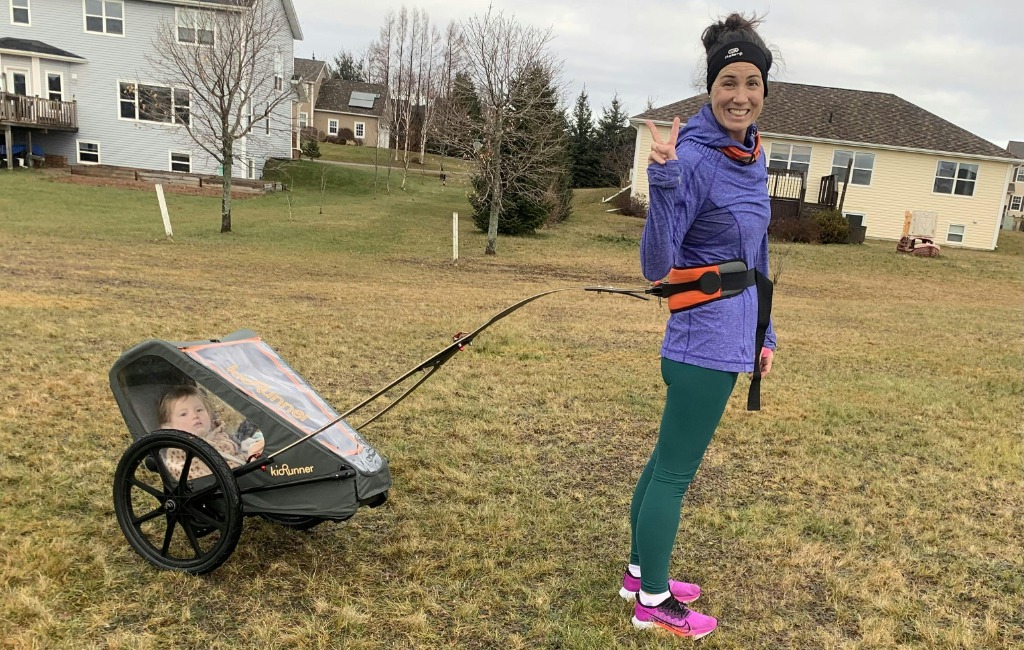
[108,286,685,574]
[110,330,391,574]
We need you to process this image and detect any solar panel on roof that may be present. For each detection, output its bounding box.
[349,91,377,109]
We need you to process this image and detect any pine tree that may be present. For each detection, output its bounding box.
[470,64,570,235]
[328,50,366,81]
[567,89,604,188]
[596,93,635,187]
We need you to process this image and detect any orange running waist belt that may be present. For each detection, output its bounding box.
[650,259,775,411]
[653,259,755,312]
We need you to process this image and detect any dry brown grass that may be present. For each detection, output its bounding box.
[0,168,1021,649]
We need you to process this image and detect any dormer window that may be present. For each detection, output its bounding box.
[177,8,214,45]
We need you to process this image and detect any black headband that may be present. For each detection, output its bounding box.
[706,40,771,97]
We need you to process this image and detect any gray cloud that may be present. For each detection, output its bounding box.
[293,0,1024,147]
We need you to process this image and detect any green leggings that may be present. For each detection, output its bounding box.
[629,358,737,594]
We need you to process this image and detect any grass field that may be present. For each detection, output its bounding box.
[0,163,1021,649]
[315,142,471,175]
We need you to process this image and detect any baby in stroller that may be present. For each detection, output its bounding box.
[157,385,265,479]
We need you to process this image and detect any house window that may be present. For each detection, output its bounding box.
[85,0,123,35]
[170,152,191,173]
[11,71,27,95]
[46,73,63,101]
[831,150,874,185]
[1016,167,1024,182]
[11,0,29,25]
[247,159,255,179]
[265,103,270,134]
[328,119,339,135]
[933,161,978,196]
[298,112,308,129]
[768,143,811,173]
[946,224,965,243]
[176,8,214,45]
[1010,196,1023,211]
[119,82,190,124]
[354,122,366,139]
[77,141,100,164]
[273,49,283,90]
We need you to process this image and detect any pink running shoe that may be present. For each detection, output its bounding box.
[619,572,701,603]
[632,597,717,639]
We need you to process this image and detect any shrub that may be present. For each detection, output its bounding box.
[611,191,648,218]
[544,172,574,227]
[324,135,346,145]
[353,138,365,147]
[769,216,821,244]
[338,127,355,142]
[300,138,321,159]
[470,176,549,236]
[811,209,850,244]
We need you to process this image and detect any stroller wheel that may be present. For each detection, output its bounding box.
[113,429,243,574]
[260,513,324,531]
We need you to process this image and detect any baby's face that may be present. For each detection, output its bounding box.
[163,395,213,435]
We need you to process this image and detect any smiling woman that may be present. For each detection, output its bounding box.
[626,11,779,641]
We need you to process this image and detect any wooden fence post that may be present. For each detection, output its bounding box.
[155,184,173,238]
[452,212,459,265]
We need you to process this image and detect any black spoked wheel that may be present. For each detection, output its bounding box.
[260,513,325,531]
[113,430,243,574]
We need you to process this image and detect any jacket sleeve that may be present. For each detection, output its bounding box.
[757,232,777,350]
[640,157,703,281]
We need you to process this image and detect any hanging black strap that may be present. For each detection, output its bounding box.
[747,271,774,411]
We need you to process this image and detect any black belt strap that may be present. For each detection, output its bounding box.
[747,271,774,411]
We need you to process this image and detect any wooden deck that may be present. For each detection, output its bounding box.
[0,92,78,131]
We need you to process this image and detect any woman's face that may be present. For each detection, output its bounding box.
[710,61,764,143]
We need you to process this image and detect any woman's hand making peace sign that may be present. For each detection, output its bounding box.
[645,117,681,165]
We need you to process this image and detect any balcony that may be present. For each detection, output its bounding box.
[0,92,78,131]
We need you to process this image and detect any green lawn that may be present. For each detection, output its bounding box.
[0,165,1021,649]
[314,141,471,174]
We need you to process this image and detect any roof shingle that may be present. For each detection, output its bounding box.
[315,79,387,118]
[635,82,1016,160]
[0,37,85,60]
[293,57,327,81]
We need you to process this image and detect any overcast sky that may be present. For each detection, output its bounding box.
[292,0,1024,149]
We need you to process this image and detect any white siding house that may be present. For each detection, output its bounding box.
[0,0,302,179]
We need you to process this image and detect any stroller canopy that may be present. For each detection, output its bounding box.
[110,330,384,476]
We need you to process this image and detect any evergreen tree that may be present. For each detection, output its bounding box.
[328,50,366,81]
[567,89,603,188]
[596,93,635,187]
[470,64,570,235]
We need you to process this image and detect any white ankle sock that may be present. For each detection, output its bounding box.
[627,564,641,577]
[639,589,671,607]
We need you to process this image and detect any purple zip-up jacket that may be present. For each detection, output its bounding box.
[641,104,776,373]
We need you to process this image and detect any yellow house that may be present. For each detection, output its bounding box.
[632,82,1022,251]
[1002,141,1024,231]
[313,79,389,149]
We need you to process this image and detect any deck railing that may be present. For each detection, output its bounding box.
[0,92,78,130]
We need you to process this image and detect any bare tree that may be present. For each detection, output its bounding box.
[428,22,462,161]
[366,10,395,195]
[414,17,442,171]
[445,7,563,254]
[149,0,293,232]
